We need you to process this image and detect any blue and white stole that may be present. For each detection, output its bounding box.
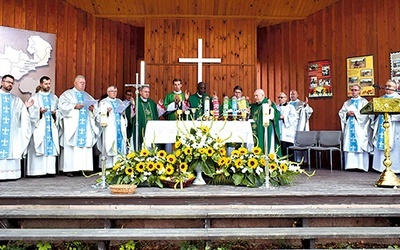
[0,92,11,159]
[40,92,56,156]
[376,94,393,150]
[110,99,123,152]
[348,99,359,152]
[75,91,88,147]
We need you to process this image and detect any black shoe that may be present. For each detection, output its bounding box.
[65,172,74,177]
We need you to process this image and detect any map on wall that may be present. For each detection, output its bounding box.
[0,26,56,101]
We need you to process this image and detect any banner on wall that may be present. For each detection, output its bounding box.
[346,55,374,97]
[307,59,332,98]
[390,51,400,85]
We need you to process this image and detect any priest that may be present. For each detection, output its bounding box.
[250,89,281,155]
[188,82,211,120]
[58,75,101,176]
[0,74,33,180]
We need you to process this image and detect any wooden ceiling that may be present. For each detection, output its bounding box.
[64,0,340,27]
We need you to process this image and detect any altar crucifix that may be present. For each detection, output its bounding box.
[178,38,222,83]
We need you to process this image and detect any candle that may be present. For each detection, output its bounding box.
[140,61,145,84]
[231,96,237,120]
[204,96,210,118]
[223,96,229,119]
[100,103,108,127]
[136,73,139,85]
[262,103,270,127]
[212,96,219,120]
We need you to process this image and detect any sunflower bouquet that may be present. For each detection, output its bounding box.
[175,121,228,179]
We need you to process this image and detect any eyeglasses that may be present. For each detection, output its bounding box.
[278,96,285,99]
[350,89,359,91]
[2,80,14,84]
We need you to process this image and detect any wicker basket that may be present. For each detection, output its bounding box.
[109,184,137,194]
[161,178,195,189]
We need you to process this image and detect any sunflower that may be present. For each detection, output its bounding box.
[225,157,232,166]
[157,150,167,158]
[155,161,164,172]
[231,149,240,158]
[146,161,156,172]
[251,146,262,155]
[269,162,278,171]
[206,147,214,157]
[268,152,276,161]
[165,164,175,175]
[140,149,150,157]
[175,140,182,149]
[238,147,248,155]
[179,162,188,172]
[219,147,226,156]
[247,158,258,169]
[200,126,210,133]
[112,162,121,171]
[183,147,193,155]
[125,166,134,175]
[174,149,182,158]
[126,152,136,159]
[166,154,177,164]
[259,157,267,166]
[280,162,288,172]
[218,157,226,166]
[136,162,146,173]
[234,159,243,168]
[198,148,206,154]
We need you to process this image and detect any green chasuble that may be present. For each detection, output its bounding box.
[188,93,211,120]
[124,103,133,140]
[132,97,158,149]
[250,98,281,156]
[163,92,185,120]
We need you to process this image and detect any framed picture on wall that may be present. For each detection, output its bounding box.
[346,55,374,97]
[390,51,400,85]
[307,59,332,98]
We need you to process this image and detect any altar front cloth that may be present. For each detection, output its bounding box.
[144,121,254,148]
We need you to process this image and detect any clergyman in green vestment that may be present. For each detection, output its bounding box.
[250,89,281,156]
[161,78,190,120]
[131,86,159,150]
[188,82,211,120]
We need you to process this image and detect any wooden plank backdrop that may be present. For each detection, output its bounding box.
[1,0,400,131]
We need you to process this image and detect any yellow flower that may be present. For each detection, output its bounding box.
[126,152,136,159]
[231,150,240,158]
[179,162,188,172]
[206,147,214,157]
[218,157,226,166]
[225,157,232,166]
[166,154,177,164]
[165,164,175,175]
[112,162,121,171]
[140,149,150,157]
[268,152,276,161]
[146,161,156,172]
[251,147,262,155]
[219,147,226,156]
[200,126,210,133]
[239,147,248,155]
[175,149,182,158]
[248,158,258,169]
[234,159,243,168]
[280,163,288,172]
[125,166,134,175]
[184,147,193,155]
[259,158,267,166]
[198,148,206,154]
[155,162,164,171]
[175,140,182,149]
[157,150,167,158]
[136,162,145,172]
[269,162,278,171]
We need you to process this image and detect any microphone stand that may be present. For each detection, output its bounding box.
[372,84,400,93]
[92,103,109,189]
[125,73,149,151]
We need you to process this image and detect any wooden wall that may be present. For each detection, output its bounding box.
[258,0,400,130]
[0,0,142,99]
[144,19,257,100]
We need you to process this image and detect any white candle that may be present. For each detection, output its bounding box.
[136,72,139,85]
[140,61,145,84]
[262,103,270,127]
[204,96,210,117]
[100,103,108,127]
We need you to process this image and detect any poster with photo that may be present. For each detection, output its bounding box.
[346,55,374,97]
[307,59,332,98]
[390,51,400,85]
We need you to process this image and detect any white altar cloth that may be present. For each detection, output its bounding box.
[144,121,254,149]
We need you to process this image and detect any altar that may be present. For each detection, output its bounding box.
[143,120,254,149]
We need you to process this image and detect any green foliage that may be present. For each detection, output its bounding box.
[63,241,89,250]
[37,241,52,250]
[119,240,136,250]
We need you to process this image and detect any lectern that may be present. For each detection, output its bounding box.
[361,98,400,187]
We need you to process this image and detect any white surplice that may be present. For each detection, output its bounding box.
[96,97,128,169]
[0,90,32,180]
[26,91,59,176]
[58,88,101,172]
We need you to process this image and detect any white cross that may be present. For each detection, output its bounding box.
[178,38,221,83]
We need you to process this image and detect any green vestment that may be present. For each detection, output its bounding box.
[163,92,185,120]
[188,93,210,120]
[250,98,281,156]
[132,97,158,149]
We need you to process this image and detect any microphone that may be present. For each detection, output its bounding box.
[372,84,381,89]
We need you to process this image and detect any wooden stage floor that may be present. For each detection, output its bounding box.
[1,169,400,207]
